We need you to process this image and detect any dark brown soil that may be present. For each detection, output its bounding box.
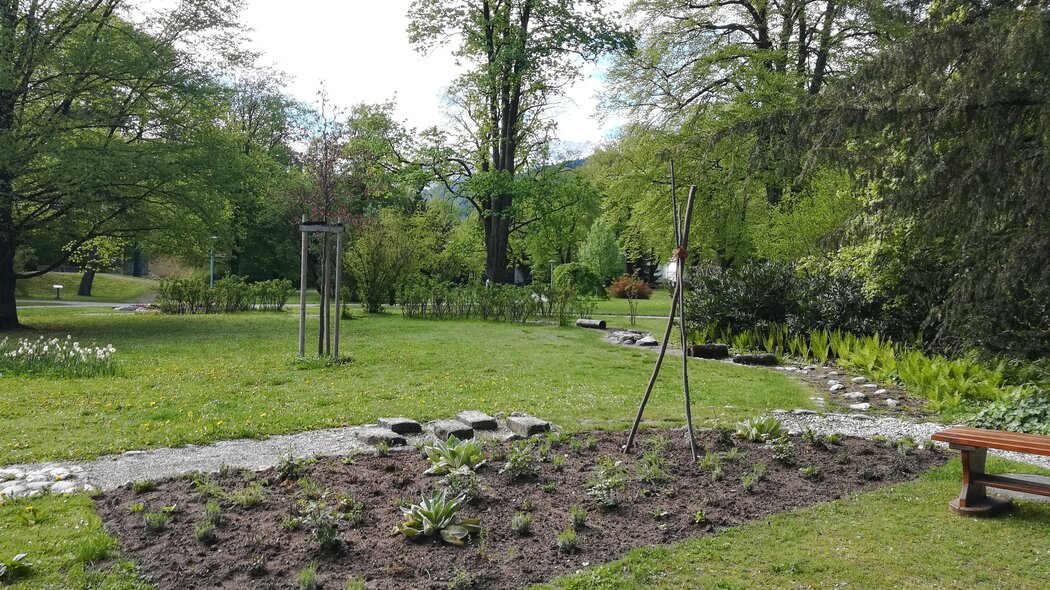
[95,430,947,590]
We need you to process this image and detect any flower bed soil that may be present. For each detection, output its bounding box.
[95,429,947,590]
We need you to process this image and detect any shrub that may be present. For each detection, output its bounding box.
[392,490,481,546]
[607,274,653,299]
[510,512,533,536]
[554,262,606,298]
[156,275,292,315]
[969,388,1050,435]
[424,435,485,475]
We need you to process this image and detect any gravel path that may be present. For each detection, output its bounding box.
[0,416,534,498]
[775,411,1050,471]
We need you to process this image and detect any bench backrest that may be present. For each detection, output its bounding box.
[932,426,1050,457]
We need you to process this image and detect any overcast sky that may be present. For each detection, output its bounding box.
[239,0,621,153]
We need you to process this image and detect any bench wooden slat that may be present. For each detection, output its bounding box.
[931,427,1050,456]
[973,474,1050,496]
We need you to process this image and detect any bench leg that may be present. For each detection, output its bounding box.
[949,447,1012,516]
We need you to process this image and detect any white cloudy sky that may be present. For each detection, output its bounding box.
[238,0,622,151]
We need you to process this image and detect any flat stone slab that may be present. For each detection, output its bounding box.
[991,474,1050,503]
[506,415,551,437]
[457,410,498,431]
[431,420,474,441]
[376,417,423,435]
[354,427,407,447]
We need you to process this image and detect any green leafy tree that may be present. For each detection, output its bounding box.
[407,0,634,283]
[0,0,249,329]
[578,219,624,284]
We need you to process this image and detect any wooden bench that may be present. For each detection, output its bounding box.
[932,426,1050,515]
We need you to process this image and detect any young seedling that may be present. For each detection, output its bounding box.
[569,505,588,530]
[511,512,533,536]
[556,528,578,554]
[132,480,157,494]
[297,562,319,590]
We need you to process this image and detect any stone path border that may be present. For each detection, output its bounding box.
[0,412,550,499]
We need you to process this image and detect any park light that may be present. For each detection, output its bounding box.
[209,235,219,287]
[53,285,64,299]
[548,259,556,288]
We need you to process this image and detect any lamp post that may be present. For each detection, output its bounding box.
[53,285,64,300]
[209,236,218,287]
[549,259,556,288]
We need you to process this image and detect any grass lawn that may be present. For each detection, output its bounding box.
[591,288,673,317]
[16,273,157,303]
[540,457,1050,590]
[2,307,810,463]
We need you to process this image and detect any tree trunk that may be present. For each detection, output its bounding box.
[78,268,96,296]
[0,241,17,330]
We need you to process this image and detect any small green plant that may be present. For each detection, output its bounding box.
[298,478,324,500]
[895,436,917,455]
[711,465,725,481]
[336,493,365,526]
[547,431,570,448]
[132,480,157,494]
[511,511,533,536]
[742,463,768,492]
[375,441,391,457]
[195,520,217,543]
[392,489,481,546]
[230,483,264,508]
[834,451,851,465]
[556,528,579,554]
[551,454,566,471]
[344,577,367,590]
[297,562,319,590]
[441,466,486,502]
[736,417,786,442]
[276,452,315,482]
[541,482,557,493]
[449,568,479,589]
[652,509,670,519]
[585,435,598,450]
[802,428,824,446]
[501,439,541,478]
[693,509,706,524]
[204,501,222,526]
[636,448,672,484]
[698,451,722,471]
[715,426,736,449]
[189,473,225,499]
[0,554,32,583]
[143,511,169,532]
[824,433,842,446]
[568,438,584,453]
[423,435,485,475]
[569,505,588,530]
[771,439,796,465]
[74,534,114,564]
[128,502,145,513]
[299,500,343,551]
[799,466,823,480]
[723,447,744,462]
[586,482,617,508]
[281,514,301,531]
[519,498,535,512]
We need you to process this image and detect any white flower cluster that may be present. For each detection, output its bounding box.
[0,335,116,377]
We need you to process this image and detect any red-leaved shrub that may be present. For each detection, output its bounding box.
[607,274,653,299]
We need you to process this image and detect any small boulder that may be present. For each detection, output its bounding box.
[457,410,498,431]
[829,384,846,392]
[732,353,777,366]
[506,415,551,437]
[431,420,474,441]
[849,403,871,411]
[843,392,868,401]
[885,399,899,408]
[850,376,868,384]
[376,417,423,435]
[355,427,407,447]
[636,336,659,347]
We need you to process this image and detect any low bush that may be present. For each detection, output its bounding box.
[156,276,292,315]
[607,274,653,299]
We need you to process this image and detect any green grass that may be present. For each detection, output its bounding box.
[16,273,157,303]
[0,494,150,590]
[2,307,809,463]
[591,289,673,317]
[540,457,1050,590]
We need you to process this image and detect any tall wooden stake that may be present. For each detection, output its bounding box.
[333,218,343,358]
[298,215,308,358]
[625,178,700,460]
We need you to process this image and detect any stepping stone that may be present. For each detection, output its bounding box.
[506,415,552,437]
[874,389,889,396]
[457,410,498,431]
[843,392,868,401]
[850,376,868,384]
[431,420,474,441]
[849,403,871,411]
[376,417,423,435]
[355,427,407,447]
[636,336,659,347]
[51,480,80,494]
[829,384,846,392]
[861,383,878,389]
[792,409,817,415]
[885,399,899,408]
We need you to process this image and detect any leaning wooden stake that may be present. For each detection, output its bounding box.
[625,182,699,459]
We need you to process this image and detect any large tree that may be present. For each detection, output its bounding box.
[0,0,248,329]
[407,0,634,282]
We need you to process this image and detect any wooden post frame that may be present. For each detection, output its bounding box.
[297,220,346,359]
[949,444,1013,515]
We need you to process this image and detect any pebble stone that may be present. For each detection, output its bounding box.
[829,384,846,392]
[851,376,868,384]
[843,392,868,401]
[849,402,872,411]
[874,389,889,396]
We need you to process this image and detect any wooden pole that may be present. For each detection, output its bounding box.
[319,232,329,357]
[333,220,343,358]
[298,215,308,358]
[677,188,699,460]
[625,184,699,456]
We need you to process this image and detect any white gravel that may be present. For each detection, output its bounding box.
[776,411,1050,471]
